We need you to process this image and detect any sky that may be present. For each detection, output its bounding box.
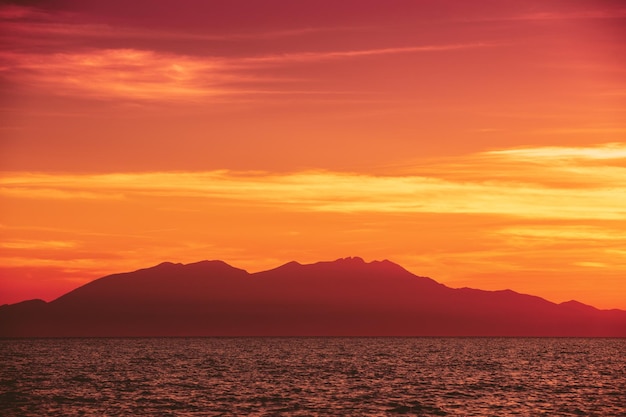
[1,0,625,309]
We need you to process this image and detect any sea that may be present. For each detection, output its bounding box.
[1,338,624,416]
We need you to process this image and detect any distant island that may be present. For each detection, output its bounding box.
[1,257,625,337]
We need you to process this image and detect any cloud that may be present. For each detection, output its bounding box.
[0,49,238,101]
[513,9,626,21]
[4,22,366,43]
[0,41,495,101]
[238,43,496,65]
[0,3,501,102]
[392,143,626,191]
[0,4,498,102]
[485,142,626,161]
[464,8,626,23]
[0,240,78,250]
[0,5,368,43]
[574,261,608,268]
[2,143,625,220]
[0,4,47,20]
[0,256,112,270]
[496,226,626,242]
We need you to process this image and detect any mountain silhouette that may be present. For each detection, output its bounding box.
[1,257,625,337]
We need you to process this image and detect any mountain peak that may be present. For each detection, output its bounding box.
[148,259,247,274]
[559,300,598,312]
[332,257,405,269]
[336,256,366,263]
[153,261,181,267]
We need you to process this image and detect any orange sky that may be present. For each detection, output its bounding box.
[1,0,625,309]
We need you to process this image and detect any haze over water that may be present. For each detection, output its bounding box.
[1,338,624,416]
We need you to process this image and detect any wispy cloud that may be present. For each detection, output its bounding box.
[0,49,236,101]
[239,43,495,64]
[512,9,626,21]
[0,40,496,101]
[485,142,626,161]
[496,225,626,242]
[3,21,367,43]
[0,4,48,20]
[0,240,78,250]
[0,4,501,102]
[2,143,625,220]
[464,8,626,23]
[394,143,626,190]
[526,127,626,136]
[0,4,365,42]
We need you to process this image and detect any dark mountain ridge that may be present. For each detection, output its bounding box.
[1,257,625,337]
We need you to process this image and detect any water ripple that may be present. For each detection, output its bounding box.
[1,338,625,416]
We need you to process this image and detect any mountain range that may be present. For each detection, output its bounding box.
[1,257,625,337]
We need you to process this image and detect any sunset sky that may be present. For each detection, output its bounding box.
[1,0,625,309]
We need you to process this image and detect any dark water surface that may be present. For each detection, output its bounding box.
[1,338,624,416]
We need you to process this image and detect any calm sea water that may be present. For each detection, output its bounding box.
[1,338,624,416]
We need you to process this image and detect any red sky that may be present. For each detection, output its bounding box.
[1,0,625,309]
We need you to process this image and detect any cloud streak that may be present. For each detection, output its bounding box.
[0,4,369,43]
[0,3,503,102]
[238,43,495,64]
[0,40,496,101]
[512,9,626,21]
[2,143,625,220]
[0,4,498,102]
[0,49,235,101]
[0,240,78,250]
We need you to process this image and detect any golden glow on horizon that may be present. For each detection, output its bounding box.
[2,144,626,308]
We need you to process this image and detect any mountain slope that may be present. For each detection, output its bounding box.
[1,257,625,337]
